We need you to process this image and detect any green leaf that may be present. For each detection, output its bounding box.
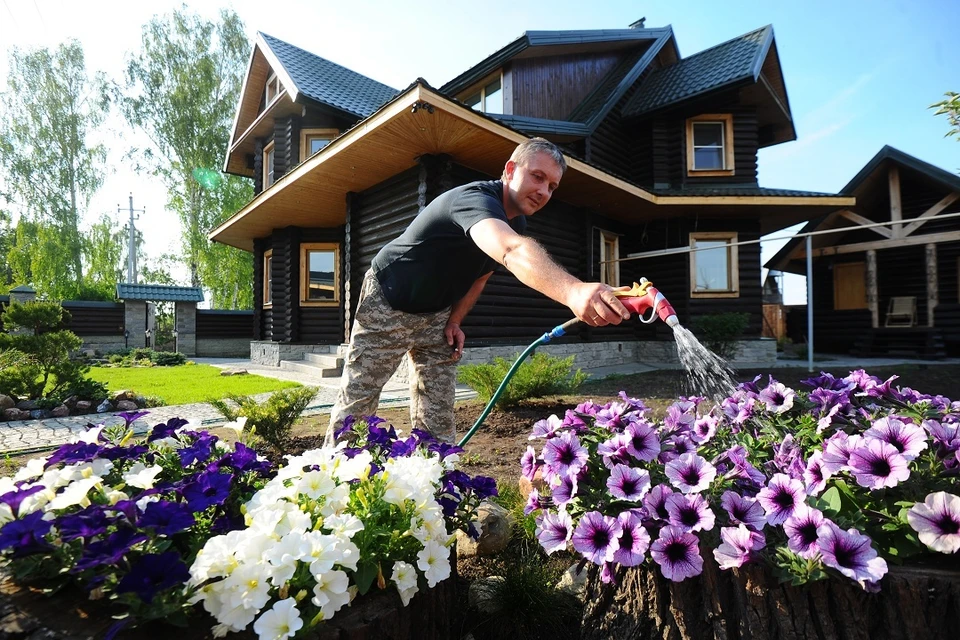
[354,561,379,596]
[820,486,842,514]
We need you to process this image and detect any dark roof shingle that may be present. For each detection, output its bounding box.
[260,33,398,118]
[623,25,771,117]
[116,284,204,302]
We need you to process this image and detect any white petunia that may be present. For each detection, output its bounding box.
[122,462,164,489]
[13,457,47,482]
[311,569,351,621]
[253,598,303,640]
[333,450,373,482]
[223,416,248,437]
[263,533,309,585]
[72,424,105,444]
[296,470,336,501]
[324,513,364,538]
[391,560,418,595]
[48,476,101,510]
[221,563,272,612]
[416,540,451,588]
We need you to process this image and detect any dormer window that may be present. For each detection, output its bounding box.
[300,128,339,161]
[686,114,734,176]
[265,73,282,106]
[463,76,503,114]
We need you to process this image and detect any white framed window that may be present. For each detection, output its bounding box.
[263,249,273,307]
[263,141,275,188]
[462,75,503,114]
[599,230,620,286]
[300,128,339,161]
[690,232,739,298]
[265,73,283,106]
[300,243,340,306]
[686,114,734,175]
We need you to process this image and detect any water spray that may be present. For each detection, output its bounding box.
[457,278,679,447]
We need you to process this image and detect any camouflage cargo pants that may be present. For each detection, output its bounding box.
[327,269,458,443]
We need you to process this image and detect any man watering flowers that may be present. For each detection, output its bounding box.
[327,137,630,443]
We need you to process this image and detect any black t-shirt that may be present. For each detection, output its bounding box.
[371,179,526,313]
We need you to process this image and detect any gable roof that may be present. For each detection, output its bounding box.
[116,284,204,302]
[622,25,772,116]
[258,33,398,119]
[764,146,960,273]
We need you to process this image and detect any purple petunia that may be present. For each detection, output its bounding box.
[803,451,831,496]
[594,403,627,430]
[757,474,806,526]
[713,525,765,569]
[663,403,695,433]
[720,491,767,531]
[650,525,703,581]
[821,432,863,475]
[643,485,675,521]
[572,511,622,564]
[863,417,928,461]
[138,501,196,536]
[542,431,589,479]
[73,528,148,572]
[612,511,650,566]
[0,485,45,518]
[758,380,795,414]
[817,521,888,590]
[550,472,578,506]
[624,420,661,462]
[115,551,190,603]
[181,471,233,511]
[606,464,651,501]
[848,439,910,490]
[529,415,563,440]
[907,491,960,553]
[664,453,716,494]
[691,415,718,444]
[783,505,825,559]
[0,511,53,557]
[665,493,715,532]
[537,510,573,554]
[722,446,766,487]
[597,433,633,470]
[618,391,649,413]
[520,446,540,481]
[57,506,114,542]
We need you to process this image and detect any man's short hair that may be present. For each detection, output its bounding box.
[508,137,567,175]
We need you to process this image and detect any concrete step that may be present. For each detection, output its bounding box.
[279,359,343,378]
[303,352,344,368]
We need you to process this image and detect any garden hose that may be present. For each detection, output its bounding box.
[457,317,580,447]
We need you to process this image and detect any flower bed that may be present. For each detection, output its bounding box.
[523,370,960,638]
[0,413,494,639]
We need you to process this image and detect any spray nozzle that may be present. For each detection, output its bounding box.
[613,278,679,327]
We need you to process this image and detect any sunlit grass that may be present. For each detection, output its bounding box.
[87,365,300,405]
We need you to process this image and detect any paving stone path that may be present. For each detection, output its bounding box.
[0,385,477,455]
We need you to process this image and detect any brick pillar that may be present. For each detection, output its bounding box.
[175,301,197,356]
[8,285,37,304]
[123,300,148,348]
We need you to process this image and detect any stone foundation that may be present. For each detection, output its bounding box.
[197,338,253,358]
[250,341,338,366]
[79,336,126,355]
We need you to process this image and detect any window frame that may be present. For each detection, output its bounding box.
[299,128,339,162]
[460,72,504,114]
[265,73,282,106]
[689,232,740,298]
[299,242,341,307]
[263,141,275,188]
[599,230,620,287]
[686,114,735,176]
[262,249,274,308]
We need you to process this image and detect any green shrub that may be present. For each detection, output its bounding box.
[210,386,317,454]
[690,312,750,359]
[150,350,186,366]
[458,352,587,408]
[98,348,186,367]
[0,301,86,399]
[61,377,109,403]
[776,335,793,352]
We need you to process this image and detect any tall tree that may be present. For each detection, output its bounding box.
[932,91,960,141]
[121,7,254,307]
[83,214,125,299]
[0,210,12,291]
[0,41,110,295]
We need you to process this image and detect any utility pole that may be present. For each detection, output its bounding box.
[119,193,145,284]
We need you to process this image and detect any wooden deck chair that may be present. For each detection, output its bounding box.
[884,296,917,327]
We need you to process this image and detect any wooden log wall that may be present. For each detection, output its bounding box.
[298,227,345,344]
[510,51,624,120]
[586,73,646,178]
[196,310,253,339]
[270,228,297,343]
[253,238,266,340]
[59,302,125,337]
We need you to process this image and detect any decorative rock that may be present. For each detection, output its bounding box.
[3,408,27,421]
[455,501,513,557]
[51,405,70,418]
[116,400,139,411]
[75,400,92,413]
[556,563,588,599]
[468,576,505,614]
[220,368,249,376]
[15,400,38,411]
[96,400,114,414]
[29,409,52,420]
[62,395,78,409]
[0,395,14,411]
[111,389,134,403]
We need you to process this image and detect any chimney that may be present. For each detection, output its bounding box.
[629,17,646,29]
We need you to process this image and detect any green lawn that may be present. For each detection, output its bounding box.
[88,364,301,405]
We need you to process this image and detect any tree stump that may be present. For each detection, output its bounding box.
[580,549,960,640]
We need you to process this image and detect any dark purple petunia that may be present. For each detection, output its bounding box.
[572,511,622,564]
[665,493,715,532]
[147,417,190,442]
[115,552,190,603]
[0,511,53,557]
[739,374,764,394]
[757,474,806,526]
[0,485,45,517]
[211,511,245,535]
[542,431,588,479]
[848,440,910,490]
[44,442,101,468]
[618,391,649,413]
[367,423,398,447]
[109,499,142,524]
[390,436,418,458]
[650,525,703,581]
[817,521,888,589]
[181,471,233,511]
[428,441,464,459]
[783,505,824,559]
[443,470,472,492]
[219,442,272,476]
[470,476,498,500]
[613,511,650,567]
[625,420,660,462]
[118,410,150,427]
[720,491,767,530]
[57,506,114,542]
[73,528,148,572]
[178,433,217,467]
[439,495,459,518]
[334,415,357,440]
[138,501,196,536]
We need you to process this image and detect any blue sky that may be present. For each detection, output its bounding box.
[1,0,957,302]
